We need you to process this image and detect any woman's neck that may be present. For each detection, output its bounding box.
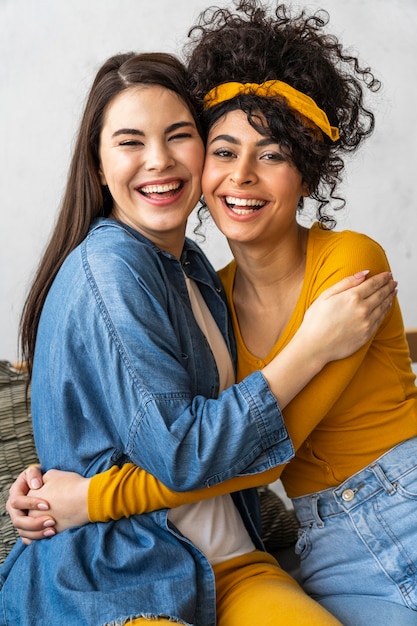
[230,225,309,359]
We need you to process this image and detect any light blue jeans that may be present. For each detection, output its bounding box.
[292,437,417,626]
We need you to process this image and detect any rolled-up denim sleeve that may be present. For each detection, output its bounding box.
[131,371,293,491]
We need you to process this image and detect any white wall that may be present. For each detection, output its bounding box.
[1,0,416,361]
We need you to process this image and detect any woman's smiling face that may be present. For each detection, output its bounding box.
[98,85,205,257]
[202,109,307,247]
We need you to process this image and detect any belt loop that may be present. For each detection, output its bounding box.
[310,494,325,528]
[370,463,397,495]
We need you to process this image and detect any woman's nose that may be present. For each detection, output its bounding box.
[229,158,256,185]
[145,143,175,172]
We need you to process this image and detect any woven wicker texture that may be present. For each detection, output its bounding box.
[258,485,299,551]
[0,361,38,564]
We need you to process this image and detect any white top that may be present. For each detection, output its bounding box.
[168,275,255,564]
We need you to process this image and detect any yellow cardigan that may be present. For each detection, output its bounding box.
[89,225,417,521]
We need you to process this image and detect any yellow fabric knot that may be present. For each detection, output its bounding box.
[204,80,339,142]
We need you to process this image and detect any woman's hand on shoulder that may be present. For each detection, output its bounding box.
[302,270,397,363]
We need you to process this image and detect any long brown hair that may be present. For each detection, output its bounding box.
[20,52,201,379]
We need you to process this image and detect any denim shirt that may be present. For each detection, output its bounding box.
[0,219,293,626]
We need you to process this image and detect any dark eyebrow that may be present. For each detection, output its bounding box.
[208,134,238,146]
[112,128,144,139]
[165,121,195,134]
[208,133,277,147]
[112,121,195,139]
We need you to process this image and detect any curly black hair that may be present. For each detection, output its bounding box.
[185,0,381,227]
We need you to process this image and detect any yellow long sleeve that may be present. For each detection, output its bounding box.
[88,463,282,522]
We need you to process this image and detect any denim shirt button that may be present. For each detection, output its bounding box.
[341,488,355,502]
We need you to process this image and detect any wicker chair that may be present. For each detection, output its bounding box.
[0,362,38,563]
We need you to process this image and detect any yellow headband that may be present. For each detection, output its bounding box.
[203,80,339,142]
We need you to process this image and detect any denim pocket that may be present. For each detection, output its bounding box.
[395,465,417,499]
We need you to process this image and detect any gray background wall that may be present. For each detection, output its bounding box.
[1,0,416,362]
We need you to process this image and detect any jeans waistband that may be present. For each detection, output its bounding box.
[292,437,417,525]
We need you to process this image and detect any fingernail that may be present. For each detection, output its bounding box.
[43,519,55,527]
[43,529,55,537]
[354,270,370,278]
[37,503,48,510]
[31,479,42,489]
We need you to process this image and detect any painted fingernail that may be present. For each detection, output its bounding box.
[37,503,48,510]
[43,529,55,537]
[31,479,42,489]
[43,520,55,528]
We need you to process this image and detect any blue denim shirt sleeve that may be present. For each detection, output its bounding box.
[130,370,292,489]
[32,220,293,490]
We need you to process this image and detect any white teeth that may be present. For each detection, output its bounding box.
[232,208,257,215]
[141,182,181,194]
[225,196,265,207]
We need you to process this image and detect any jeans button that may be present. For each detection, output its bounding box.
[341,488,355,502]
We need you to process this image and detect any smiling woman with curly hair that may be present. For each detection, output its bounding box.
[186,0,381,229]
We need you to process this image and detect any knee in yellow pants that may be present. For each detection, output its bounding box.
[213,550,342,626]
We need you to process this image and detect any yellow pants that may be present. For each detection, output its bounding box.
[130,550,341,625]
